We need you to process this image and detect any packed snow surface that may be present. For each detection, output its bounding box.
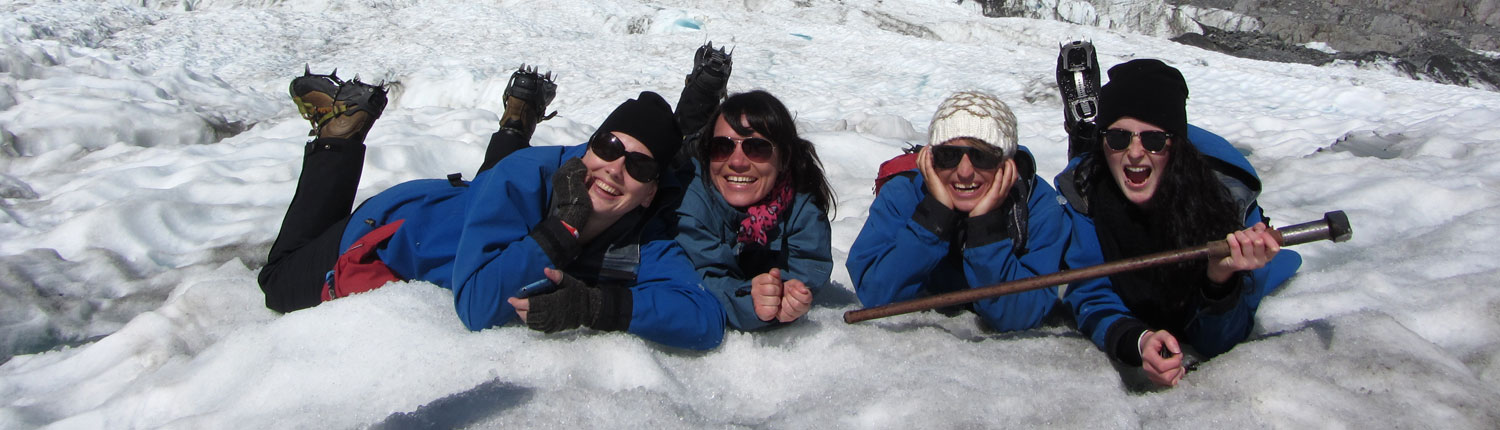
[2,0,1498,428]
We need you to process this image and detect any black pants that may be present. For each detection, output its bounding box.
[258,131,527,313]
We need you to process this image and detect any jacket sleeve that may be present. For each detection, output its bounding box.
[962,176,1065,332]
[1061,203,1152,366]
[449,150,561,331]
[846,174,956,307]
[674,182,768,331]
[630,230,727,350]
[780,193,834,297]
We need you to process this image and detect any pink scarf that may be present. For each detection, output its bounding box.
[736,177,796,247]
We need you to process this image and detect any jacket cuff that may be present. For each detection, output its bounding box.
[1201,272,1247,314]
[913,194,961,242]
[530,217,582,267]
[965,208,1011,248]
[587,286,633,332]
[1105,318,1151,367]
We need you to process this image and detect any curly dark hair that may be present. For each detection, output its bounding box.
[696,90,836,215]
[1079,131,1245,322]
[1083,132,1242,248]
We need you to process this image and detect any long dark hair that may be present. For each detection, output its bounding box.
[1084,133,1241,248]
[1081,131,1244,323]
[697,90,836,215]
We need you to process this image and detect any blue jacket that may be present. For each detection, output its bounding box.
[1055,125,1302,365]
[674,160,833,331]
[846,147,1067,332]
[341,143,726,350]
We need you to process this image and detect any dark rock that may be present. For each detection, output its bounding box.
[1181,0,1500,52]
[1171,24,1334,66]
[1177,25,1500,90]
[968,0,1500,91]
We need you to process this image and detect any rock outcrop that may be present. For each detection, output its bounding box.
[969,0,1500,90]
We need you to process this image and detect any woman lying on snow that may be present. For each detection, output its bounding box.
[487,44,837,332]
[671,48,835,331]
[1053,59,1302,387]
[846,91,1068,332]
[256,69,724,350]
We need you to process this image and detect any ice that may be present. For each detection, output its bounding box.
[1,0,1498,428]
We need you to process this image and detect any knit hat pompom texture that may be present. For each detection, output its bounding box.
[928,91,1017,160]
[1095,59,1189,140]
[598,91,683,163]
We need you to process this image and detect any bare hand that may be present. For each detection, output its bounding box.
[968,158,1017,217]
[916,146,955,210]
[751,268,784,322]
[507,296,531,323]
[778,279,814,322]
[1208,222,1280,283]
[1140,330,1185,387]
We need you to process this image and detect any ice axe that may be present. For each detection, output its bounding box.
[843,210,1353,324]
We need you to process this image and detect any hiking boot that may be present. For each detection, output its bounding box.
[290,66,388,140]
[1056,41,1100,159]
[684,41,732,100]
[498,65,558,139]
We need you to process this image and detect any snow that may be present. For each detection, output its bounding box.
[2,0,1499,428]
[1304,41,1338,54]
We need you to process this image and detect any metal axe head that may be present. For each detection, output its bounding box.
[1323,210,1353,243]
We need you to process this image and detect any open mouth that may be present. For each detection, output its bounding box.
[592,176,623,196]
[952,182,981,192]
[724,175,758,185]
[1123,166,1152,185]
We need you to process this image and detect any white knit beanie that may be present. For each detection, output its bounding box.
[927,91,1018,159]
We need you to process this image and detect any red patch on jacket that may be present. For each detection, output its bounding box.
[322,219,405,301]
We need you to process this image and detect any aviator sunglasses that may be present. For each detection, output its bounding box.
[707,136,777,163]
[930,145,1002,170]
[1101,129,1173,153]
[588,132,659,183]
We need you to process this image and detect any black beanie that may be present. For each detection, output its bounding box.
[1095,59,1189,140]
[597,91,682,163]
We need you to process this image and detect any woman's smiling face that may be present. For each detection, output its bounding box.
[708,114,781,209]
[581,131,658,219]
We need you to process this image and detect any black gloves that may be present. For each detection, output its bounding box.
[525,271,632,333]
[686,42,732,96]
[530,158,592,266]
[550,157,592,230]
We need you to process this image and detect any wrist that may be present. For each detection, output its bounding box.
[586,286,632,332]
[1207,265,1233,284]
[1137,331,1151,359]
[1106,318,1151,367]
[964,207,1012,248]
[530,217,583,266]
[913,193,962,242]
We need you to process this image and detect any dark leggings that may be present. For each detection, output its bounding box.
[479,129,530,173]
[257,131,528,313]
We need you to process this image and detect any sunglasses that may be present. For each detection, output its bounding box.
[930,145,1002,170]
[1101,129,1173,153]
[588,132,659,183]
[707,136,776,163]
